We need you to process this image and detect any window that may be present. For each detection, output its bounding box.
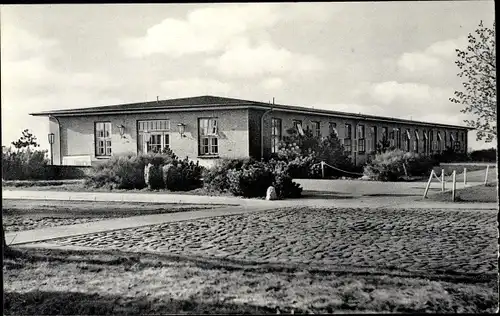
[414,130,419,153]
[329,122,338,137]
[138,120,171,154]
[423,130,428,154]
[404,129,411,152]
[199,118,219,155]
[382,127,388,142]
[370,126,377,152]
[293,120,304,136]
[311,121,321,138]
[344,123,352,153]
[429,130,434,152]
[437,131,442,152]
[394,128,401,149]
[95,122,112,156]
[271,118,282,153]
[357,124,365,153]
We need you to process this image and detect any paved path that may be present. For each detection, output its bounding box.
[4,205,272,245]
[26,207,499,277]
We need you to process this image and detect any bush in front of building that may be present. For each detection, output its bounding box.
[469,148,497,162]
[363,149,434,181]
[202,158,256,193]
[227,162,275,198]
[1,147,50,180]
[85,151,204,191]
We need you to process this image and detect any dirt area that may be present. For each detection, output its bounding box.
[3,247,497,314]
[2,199,216,232]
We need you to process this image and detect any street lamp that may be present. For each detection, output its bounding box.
[48,133,55,165]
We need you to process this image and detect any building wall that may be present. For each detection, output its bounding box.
[51,109,249,168]
[258,110,469,165]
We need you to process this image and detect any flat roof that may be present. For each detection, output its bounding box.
[30,95,473,130]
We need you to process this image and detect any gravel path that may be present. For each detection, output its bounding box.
[43,207,497,276]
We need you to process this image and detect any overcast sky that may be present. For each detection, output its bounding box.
[1,2,495,151]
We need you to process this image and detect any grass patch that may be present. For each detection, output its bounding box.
[426,182,498,203]
[3,247,498,314]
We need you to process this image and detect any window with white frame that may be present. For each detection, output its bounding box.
[95,122,112,157]
[357,124,365,153]
[382,127,388,143]
[293,119,304,136]
[370,126,377,152]
[437,131,442,152]
[414,130,419,153]
[199,118,218,156]
[423,130,429,154]
[394,128,401,149]
[311,121,320,138]
[344,123,352,153]
[329,122,338,137]
[404,129,411,152]
[271,118,282,153]
[137,119,171,154]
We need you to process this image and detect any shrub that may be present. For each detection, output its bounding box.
[1,147,49,180]
[227,162,275,198]
[203,158,255,192]
[469,148,497,162]
[268,159,303,198]
[363,149,434,181]
[165,159,204,191]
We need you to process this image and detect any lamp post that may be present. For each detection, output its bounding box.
[48,133,55,165]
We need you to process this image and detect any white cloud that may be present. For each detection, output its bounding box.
[120,3,333,58]
[260,77,284,90]
[159,78,232,98]
[205,40,324,78]
[369,81,451,107]
[397,36,467,74]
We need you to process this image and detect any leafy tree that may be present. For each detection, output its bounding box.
[11,129,40,150]
[450,20,496,142]
[375,138,395,154]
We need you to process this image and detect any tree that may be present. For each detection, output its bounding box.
[11,129,40,150]
[450,20,496,142]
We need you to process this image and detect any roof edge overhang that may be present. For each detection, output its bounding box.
[30,103,473,130]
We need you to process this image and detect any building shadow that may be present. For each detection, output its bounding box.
[300,190,355,200]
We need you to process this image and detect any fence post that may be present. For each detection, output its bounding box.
[441,169,445,192]
[452,170,456,202]
[423,170,434,199]
[484,165,489,186]
[321,161,325,179]
[463,168,467,186]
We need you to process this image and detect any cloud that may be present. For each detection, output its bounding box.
[397,37,467,74]
[159,78,232,98]
[120,3,332,58]
[260,77,284,90]
[369,81,452,107]
[205,39,324,78]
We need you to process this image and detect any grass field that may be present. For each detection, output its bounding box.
[426,182,498,203]
[3,247,498,314]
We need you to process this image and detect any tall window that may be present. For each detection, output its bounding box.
[344,123,352,153]
[437,131,442,152]
[138,119,170,154]
[414,130,419,153]
[370,126,377,153]
[423,130,429,154]
[271,118,282,153]
[444,131,448,149]
[311,121,321,138]
[429,130,434,152]
[404,129,411,152]
[199,118,218,156]
[329,122,338,137]
[382,127,388,143]
[95,122,112,157]
[293,119,304,136]
[394,128,401,149]
[357,124,365,153]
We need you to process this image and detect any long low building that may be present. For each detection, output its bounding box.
[31,95,473,167]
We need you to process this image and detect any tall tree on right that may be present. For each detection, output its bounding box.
[450,20,496,143]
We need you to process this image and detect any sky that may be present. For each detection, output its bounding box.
[1,2,496,151]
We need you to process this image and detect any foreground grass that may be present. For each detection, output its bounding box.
[426,182,498,203]
[3,247,498,314]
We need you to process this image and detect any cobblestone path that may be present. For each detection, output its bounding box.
[45,207,497,275]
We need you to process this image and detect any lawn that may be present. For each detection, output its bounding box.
[3,247,498,314]
[2,199,216,232]
[426,182,498,203]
